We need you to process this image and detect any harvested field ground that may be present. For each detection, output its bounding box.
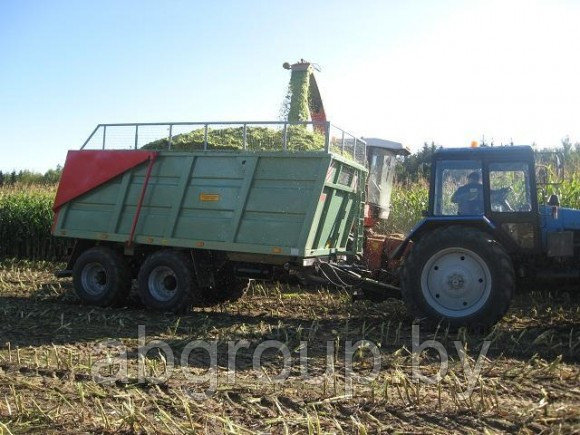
[0,260,578,433]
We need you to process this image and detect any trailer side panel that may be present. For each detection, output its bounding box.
[53,151,366,259]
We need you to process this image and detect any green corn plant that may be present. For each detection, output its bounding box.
[379,179,429,234]
[0,185,70,260]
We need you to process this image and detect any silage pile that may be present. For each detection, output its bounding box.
[144,63,325,152]
[142,125,325,152]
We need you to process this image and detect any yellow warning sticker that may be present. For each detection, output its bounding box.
[199,193,220,202]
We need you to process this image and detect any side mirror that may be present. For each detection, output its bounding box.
[421,210,429,217]
[548,194,560,220]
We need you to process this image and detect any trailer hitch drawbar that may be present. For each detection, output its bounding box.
[314,260,401,302]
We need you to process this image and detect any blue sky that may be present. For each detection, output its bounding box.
[1,0,579,172]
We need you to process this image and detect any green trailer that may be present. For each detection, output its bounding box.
[53,121,370,311]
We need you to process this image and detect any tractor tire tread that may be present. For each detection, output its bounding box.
[401,225,514,330]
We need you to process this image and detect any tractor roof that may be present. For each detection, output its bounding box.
[434,145,534,160]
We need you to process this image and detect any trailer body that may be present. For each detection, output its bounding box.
[53,149,367,263]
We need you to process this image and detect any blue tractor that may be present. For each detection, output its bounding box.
[391,145,580,328]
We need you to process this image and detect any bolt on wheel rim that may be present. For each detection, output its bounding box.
[420,247,492,318]
[148,266,178,302]
[81,262,108,296]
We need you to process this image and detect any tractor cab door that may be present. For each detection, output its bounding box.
[484,160,540,252]
[431,159,484,217]
[429,152,540,253]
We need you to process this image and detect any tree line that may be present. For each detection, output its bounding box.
[0,166,62,186]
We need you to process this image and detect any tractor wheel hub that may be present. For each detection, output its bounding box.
[421,247,492,317]
[447,273,465,290]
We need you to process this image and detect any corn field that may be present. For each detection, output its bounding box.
[543,175,580,209]
[380,180,430,234]
[0,185,70,260]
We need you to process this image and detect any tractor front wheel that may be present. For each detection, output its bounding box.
[401,226,514,329]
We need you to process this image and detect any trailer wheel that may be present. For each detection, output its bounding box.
[401,226,514,329]
[137,250,199,312]
[72,246,131,307]
[200,268,249,305]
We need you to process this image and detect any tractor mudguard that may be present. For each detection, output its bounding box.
[541,205,580,232]
[389,215,516,260]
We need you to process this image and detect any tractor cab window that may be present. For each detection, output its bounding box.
[434,160,483,216]
[367,148,397,219]
[489,162,532,212]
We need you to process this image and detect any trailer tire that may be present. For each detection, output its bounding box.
[72,246,131,307]
[201,270,249,305]
[137,250,199,313]
[401,226,514,330]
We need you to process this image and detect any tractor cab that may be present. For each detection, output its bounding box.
[428,145,540,252]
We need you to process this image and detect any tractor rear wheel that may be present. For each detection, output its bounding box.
[401,226,514,329]
[137,250,200,313]
[72,246,131,307]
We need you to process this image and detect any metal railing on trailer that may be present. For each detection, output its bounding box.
[80,120,367,166]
